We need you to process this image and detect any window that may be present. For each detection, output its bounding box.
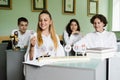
[112,0,120,31]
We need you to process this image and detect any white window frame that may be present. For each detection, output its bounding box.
[112,0,120,31]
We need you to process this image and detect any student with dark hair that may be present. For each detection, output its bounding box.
[11,17,34,49]
[63,19,83,56]
[75,14,117,50]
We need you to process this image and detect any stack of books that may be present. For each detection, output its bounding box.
[86,47,116,59]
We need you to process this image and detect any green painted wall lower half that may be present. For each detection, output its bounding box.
[0,0,112,37]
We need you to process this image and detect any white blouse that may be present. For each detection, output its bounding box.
[24,33,65,61]
[75,31,117,50]
[63,30,82,45]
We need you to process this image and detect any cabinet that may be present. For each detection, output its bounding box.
[6,50,26,80]
[0,46,26,80]
[0,43,8,80]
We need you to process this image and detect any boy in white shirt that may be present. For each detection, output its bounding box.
[11,17,34,49]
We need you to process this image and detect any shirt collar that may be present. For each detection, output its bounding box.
[95,30,106,35]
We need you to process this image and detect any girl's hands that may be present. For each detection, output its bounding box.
[30,36,36,47]
[72,31,80,35]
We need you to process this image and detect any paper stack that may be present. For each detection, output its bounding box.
[86,47,116,59]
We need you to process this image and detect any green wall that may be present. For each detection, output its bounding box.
[0,0,110,36]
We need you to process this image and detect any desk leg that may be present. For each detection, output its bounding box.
[106,58,109,80]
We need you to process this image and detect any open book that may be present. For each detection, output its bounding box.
[23,56,90,67]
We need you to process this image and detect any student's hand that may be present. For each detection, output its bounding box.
[72,31,80,35]
[24,45,28,49]
[30,36,36,47]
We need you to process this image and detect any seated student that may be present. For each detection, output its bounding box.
[10,17,34,49]
[63,19,83,56]
[74,14,117,50]
[24,10,65,61]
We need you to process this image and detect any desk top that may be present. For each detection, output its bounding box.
[24,53,120,69]
[6,48,26,52]
[51,58,102,69]
[24,56,104,69]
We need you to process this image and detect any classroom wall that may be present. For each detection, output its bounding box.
[0,0,110,36]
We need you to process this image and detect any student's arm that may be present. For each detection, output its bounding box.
[109,32,117,50]
[56,34,65,56]
[63,30,74,45]
[24,35,35,61]
[29,36,36,60]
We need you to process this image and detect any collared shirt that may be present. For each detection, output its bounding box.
[75,30,117,50]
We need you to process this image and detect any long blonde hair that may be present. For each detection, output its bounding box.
[37,10,58,49]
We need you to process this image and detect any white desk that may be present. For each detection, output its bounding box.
[109,53,120,80]
[117,42,120,52]
[24,58,106,80]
